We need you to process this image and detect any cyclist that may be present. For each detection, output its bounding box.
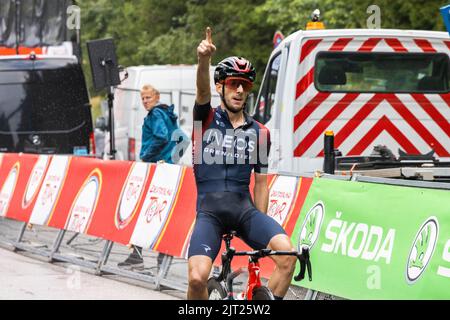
[187,27,296,300]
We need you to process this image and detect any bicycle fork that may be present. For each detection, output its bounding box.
[245,258,262,300]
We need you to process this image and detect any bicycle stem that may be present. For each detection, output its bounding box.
[215,233,312,300]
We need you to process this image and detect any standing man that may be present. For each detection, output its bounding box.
[187,28,296,300]
[118,84,181,270]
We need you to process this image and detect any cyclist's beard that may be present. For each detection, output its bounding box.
[221,86,246,114]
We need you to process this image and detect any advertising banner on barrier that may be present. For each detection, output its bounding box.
[291,178,450,299]
[29,156,71,226]
[68,158,143,245]
[22,155,50,210]
[0,160,20,217]
[152,168,197,257]
[1,153,41,221]
[129,163,185,249]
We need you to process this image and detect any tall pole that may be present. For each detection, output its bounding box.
[107,86,116,160]
[103,59,116,160]
[323,130,335,174]
[15,0,21,54]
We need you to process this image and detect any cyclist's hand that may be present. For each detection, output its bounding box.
[197,27,216,60]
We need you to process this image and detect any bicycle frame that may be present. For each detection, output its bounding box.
[246,257,262,300]
[214,232,312,300]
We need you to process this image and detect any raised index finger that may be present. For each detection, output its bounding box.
[206,27,212,44]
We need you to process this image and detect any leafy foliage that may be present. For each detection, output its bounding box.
[76,0,449,94]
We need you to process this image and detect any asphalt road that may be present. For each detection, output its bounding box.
[0,248,181,300]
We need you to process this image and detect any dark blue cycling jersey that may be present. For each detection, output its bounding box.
[192,102,271,194]
[188,102,284,261]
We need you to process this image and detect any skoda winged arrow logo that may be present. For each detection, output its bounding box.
[406,217,439,285]
[297,201,324,251]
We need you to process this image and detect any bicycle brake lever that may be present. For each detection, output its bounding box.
[304,248,312,281]
[294,254,306,282]
[294,247,312,282]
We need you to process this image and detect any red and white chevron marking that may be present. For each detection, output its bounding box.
[293,37,450,158]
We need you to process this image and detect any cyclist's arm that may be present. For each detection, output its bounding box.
[254,173,269,214]
[196,27,216,105]
[253,123,271,213]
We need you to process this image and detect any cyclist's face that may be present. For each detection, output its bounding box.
[216,77,252,112]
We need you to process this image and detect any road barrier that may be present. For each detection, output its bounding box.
[0,153,448,299]
[292,177,450,299]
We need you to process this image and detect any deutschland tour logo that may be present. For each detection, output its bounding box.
[406,217,439,284]
[297,201,324,251]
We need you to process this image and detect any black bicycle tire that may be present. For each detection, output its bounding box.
[252,286,275,300]
[207,278,228,300]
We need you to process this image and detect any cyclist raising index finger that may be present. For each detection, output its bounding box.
[187,27,296,300]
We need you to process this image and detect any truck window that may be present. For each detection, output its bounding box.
[315,52,450,93]
[254,52,281,124]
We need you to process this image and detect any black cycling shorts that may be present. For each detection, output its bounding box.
[187,191,287,261]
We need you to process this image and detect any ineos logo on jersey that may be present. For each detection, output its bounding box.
[406,217,439,284]
[204,129,256,152]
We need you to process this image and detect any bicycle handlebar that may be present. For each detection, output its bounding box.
[229,247,312,282]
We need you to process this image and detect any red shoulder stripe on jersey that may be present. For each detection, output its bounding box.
[255,120,271,147]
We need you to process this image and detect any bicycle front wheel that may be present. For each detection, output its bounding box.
[252,286,275,300]
[207,278,228,300]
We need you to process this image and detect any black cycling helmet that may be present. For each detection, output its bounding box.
[214,56,256,84]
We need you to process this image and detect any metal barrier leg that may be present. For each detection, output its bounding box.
[12,222,27,252]
[48,230,66,262]
[95,240,113,276]
[65,232,79,245]
[102,241,114,266]
[304,289,318,300]
[155,254,173,291]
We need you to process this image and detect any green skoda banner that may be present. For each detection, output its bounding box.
[291,178,450,299]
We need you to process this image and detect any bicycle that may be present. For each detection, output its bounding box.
[207,231,312,300]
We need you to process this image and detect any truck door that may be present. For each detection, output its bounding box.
[254,45,289,173]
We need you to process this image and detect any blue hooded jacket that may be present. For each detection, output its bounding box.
[140,104,181,164]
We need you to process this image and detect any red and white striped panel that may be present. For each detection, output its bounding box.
[293,37,450,158]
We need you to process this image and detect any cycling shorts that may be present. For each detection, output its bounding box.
[187,191,286,261]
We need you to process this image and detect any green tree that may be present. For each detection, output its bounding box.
[75,0,450,97]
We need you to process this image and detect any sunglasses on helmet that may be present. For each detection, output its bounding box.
[222,77,253,92]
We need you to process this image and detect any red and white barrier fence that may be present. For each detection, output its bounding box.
[0,153,313,278]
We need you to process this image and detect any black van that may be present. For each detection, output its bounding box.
[0,55,94,155]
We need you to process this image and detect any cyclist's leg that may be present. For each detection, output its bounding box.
[266,234,296,299]
[187,211,223,300]
[239,209,296,299]
[188,256,213,300]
